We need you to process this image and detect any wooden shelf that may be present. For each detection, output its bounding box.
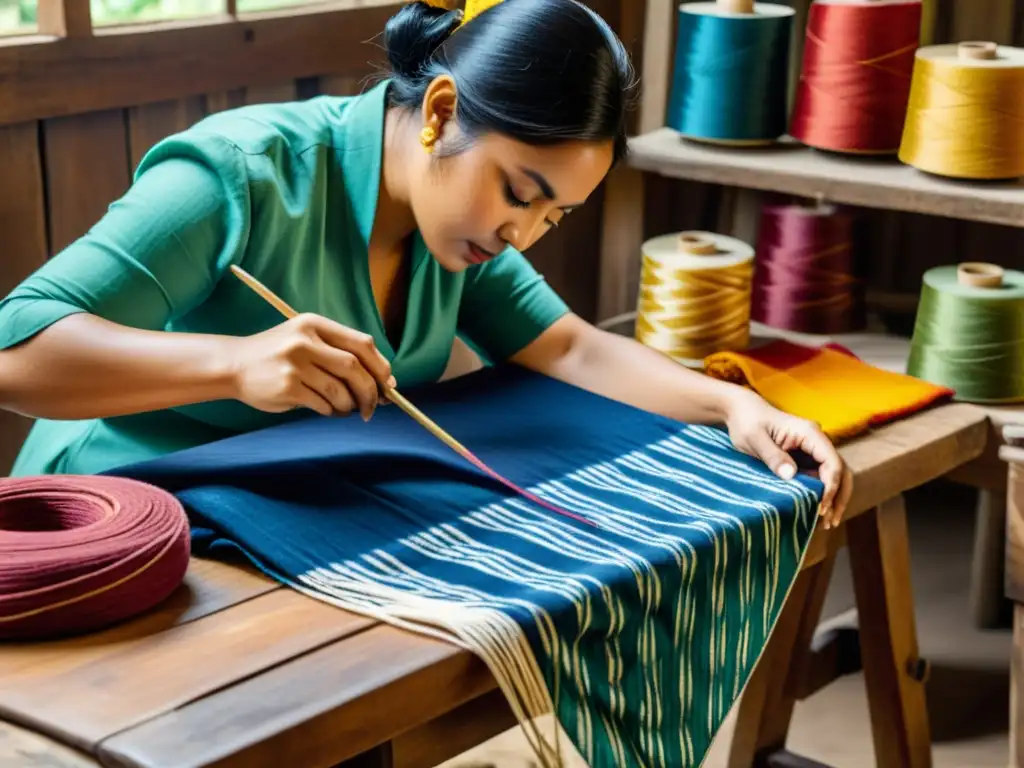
[627,128,1024,229]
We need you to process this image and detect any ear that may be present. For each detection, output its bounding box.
[420,74,458,135]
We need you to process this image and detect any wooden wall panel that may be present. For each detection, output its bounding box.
[318,75,366,97]
[244,81,299,104]
[0,123,49,476]
[128,97,207,170]
[42,109,132,255]
[206,90,247,114]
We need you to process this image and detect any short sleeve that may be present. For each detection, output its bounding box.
[0,134,250,350]
[457,247,570,363]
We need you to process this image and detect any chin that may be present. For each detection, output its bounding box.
[431,250,471,273]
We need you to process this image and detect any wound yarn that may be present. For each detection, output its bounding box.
[0,475,190,641]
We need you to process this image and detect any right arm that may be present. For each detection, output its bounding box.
[0,147,391,422]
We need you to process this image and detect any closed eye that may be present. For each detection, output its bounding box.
[503,181,530,209]
[504,180,565,229]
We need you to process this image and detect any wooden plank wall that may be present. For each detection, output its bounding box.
[0,0,631,476]
[638,0,1024,338]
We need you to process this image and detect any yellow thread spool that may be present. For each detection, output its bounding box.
[634,231,755,367]
[898,42,1024,180]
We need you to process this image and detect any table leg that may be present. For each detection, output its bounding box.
[970,488,1012,629]
[1012,604,1024,767]
[336,743,394,768]
[847,496,932,768]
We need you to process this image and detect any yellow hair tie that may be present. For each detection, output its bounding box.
[414,0,505,28]
[461,0,504,25]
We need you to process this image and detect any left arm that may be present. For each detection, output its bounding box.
[513,314,852,528]
[458,253,851,528]
[513,313,751,425]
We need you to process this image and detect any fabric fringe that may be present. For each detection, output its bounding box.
[288,573,567,766]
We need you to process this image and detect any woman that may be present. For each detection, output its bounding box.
[0,0,850,526]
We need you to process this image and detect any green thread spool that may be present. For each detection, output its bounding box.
[907,262,1024,403]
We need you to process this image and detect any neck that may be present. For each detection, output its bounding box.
[373,107,420,253]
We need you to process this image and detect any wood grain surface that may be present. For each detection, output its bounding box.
[0,2,399,127]
[42,109,132,255]
[0,121,48,476]
[627,128,1024,229]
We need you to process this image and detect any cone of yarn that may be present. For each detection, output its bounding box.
[907,263,1024,403]
[667,0,794,145]
[790,0,922,154]
[898,42,1024,179]
[751,201,865,334]
[0,475,191,640]
[634,230,755,366]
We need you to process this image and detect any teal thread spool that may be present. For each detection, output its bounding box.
[907,263,1024,404]
[667,0,794,145]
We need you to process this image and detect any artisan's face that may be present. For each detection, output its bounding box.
[409,77,613,272]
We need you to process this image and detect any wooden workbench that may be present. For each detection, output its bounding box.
[0,400,988,768]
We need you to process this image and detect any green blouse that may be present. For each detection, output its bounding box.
[0,80,569,477]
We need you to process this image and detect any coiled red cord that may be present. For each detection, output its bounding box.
[0,475,190,641]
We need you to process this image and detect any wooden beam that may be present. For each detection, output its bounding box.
[36,0,92,38]
[627,128,1024,228]
[0,2,399,127]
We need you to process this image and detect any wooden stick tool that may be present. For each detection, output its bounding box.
[228,265,598,528]
[229,265,472,457]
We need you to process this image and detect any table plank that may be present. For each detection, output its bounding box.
[0,589,375,755]
[627,128,1024,228]
[840,403,988,517]
[0,557,278,680]
[97,625,496,768]
[94,402,990,768]
[0,720,99,768]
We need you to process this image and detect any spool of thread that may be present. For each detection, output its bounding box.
[907,263,1024,404]
[751,201,865,334]
[634,231,755,366]
[0,475,191,640]
[898,42,1024,179]
[790,0,922,154]
[667,0,794,145]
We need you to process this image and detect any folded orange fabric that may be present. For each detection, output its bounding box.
[703,340,955,440]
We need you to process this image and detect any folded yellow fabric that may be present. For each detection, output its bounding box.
[703,340,954,441]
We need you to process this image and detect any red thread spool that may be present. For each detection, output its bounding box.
[751,202,866,334]
[790,0,922,154]
[0,476,190,641]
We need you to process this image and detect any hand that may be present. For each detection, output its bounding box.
[227,313,395,420]
[724,391,852,530]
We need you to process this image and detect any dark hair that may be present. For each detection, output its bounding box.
[382,0,638,165]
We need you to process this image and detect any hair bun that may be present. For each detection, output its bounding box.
[384,1,462,80]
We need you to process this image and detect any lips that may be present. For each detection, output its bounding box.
[466,242,496,265]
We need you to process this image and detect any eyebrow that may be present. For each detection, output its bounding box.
[520,166,584,210]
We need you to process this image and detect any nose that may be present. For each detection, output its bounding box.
[498,212,545,252]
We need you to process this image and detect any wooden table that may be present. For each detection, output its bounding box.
[0,402,989,768]
[995,430,1024,767]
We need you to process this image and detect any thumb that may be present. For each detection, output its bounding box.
[748,430,798,480]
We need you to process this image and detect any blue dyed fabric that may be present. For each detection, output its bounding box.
[109,365,822,767]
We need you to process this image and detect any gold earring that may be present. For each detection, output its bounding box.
[420,125,438,153]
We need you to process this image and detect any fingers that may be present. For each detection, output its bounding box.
[747,429,798,481]
[828,466,854,529]
[292,382,334,418]
[310,346,380,420]
[301,364,364,419]
[302,314,394,389]
[793,425,847,530]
